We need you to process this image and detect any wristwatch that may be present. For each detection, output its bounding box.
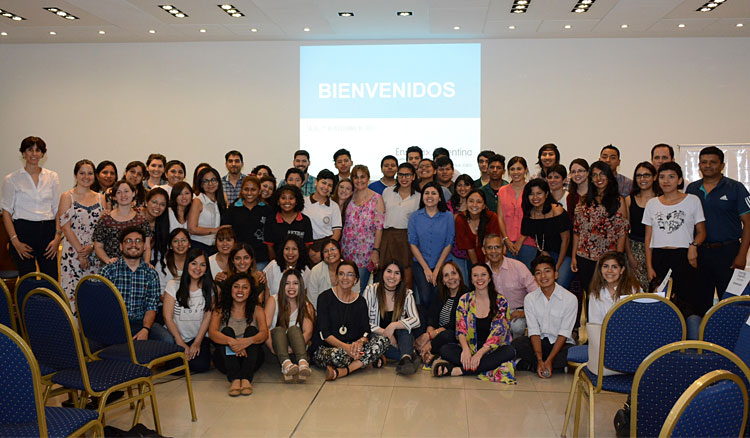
[689,241,699,247]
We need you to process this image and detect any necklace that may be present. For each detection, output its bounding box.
[336,287,353,336]
[535,233,545,253]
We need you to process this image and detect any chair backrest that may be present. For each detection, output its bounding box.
[595,294,685,387]
[722,283,750,300]
[14,272,65,309]
[21,288,86,376]
[0,324,46,435]
[0,280,15,332]
[632,341,750,438]
[660,369,748,438]
[75,275,137,361]
[699,296,750,350]
[735,317,750,367]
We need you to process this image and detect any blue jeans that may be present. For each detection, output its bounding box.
[385,329,416,360]
[549,251,573,289]
[358,267,371,293]
[413,261,438,311]
[516,244,538,269]
[687,315,701,340]
[129,320,175,344]
[255,261,268,271]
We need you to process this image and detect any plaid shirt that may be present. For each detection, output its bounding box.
[100,258,161,322]
[280,174,316,196]
[616,173,633,198]
[222,173,246,204]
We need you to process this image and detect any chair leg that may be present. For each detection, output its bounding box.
[127,386,135,410]
[132,383,144,427]
[573,381,583,438]
[589,386,596,438]
[561,364,583,437]
[181,354,198,422]
[146,380,162,435]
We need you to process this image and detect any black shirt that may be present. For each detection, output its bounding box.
[263,212,314,256]
[628,195,646,242]
[316,288,370,345]
[476,315,491,347]
[379,311,394,330]
[520,212,571,254]
[223,203,272,262]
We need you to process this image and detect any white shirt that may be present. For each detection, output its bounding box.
[156,262,181,295]
[306,260,360,310]
[155,184,173,196]
[382,188,420,229]
[642,195,705,248]
[263,260,311,297]
[1,168,60,221]
[165,280,208,341]
[524,283,578,344]
[267,295,299,330]
[208,254,225,279]
[168,209,187,232]
[588,286,643,325]
[303,196,342,240]
[192,193,220,246]
[362,283,420,333]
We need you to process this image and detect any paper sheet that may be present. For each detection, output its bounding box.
[725,269,750,296]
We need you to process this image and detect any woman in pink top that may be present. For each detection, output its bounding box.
[496,157,536,267]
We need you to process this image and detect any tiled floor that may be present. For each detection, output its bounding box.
[78,359,626,437]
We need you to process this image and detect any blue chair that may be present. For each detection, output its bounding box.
[14,272,65,334]
[75,275,197,422]
[699,296,750,351]
[722,282,750,300]
[660,369,748,438]
[562,294,686,437]
[567,345,588,367]
[0,323,103,437]
[0,280,15,332]
[735,318,750,367]
[631,341,750,438]
[21,288,162,433]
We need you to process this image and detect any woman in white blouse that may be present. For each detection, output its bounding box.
[588,251,642,325]
[188,166,228,256]
[1,136,61,279]
[380,162,420,289]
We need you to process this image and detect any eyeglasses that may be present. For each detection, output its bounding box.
[397,173,414,178]
[485,245,502,250]
[322,248,339,254]
[635,173,653,179]
[201,178,218,184]
[124,238,143,244]
[590,173,606,179]
[337,272,356,278]
[570,169,587,175]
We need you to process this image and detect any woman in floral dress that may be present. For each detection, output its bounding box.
[340,165,384,292]
[93,180,152,265]
[58,160,106,309]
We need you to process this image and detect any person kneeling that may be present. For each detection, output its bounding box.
[264,269,315,382]
[512,255,577,379]
[209,272,267,396]
[313,261,390,380]
[364,260,421,375]
[433,264,516,384]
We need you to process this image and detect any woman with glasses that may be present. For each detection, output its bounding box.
[625,162,659,291]
[567,159,589,221]
[380,163,420,289]
[188,166,228,255]
[307,238,359,309]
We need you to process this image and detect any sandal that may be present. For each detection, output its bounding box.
[281,360,299,382]
[373,355,386,369]
[240,382,253,396]
[325,365,350,381]
[228,382,241,397]
[432,360,454,378]
[298,360,312,382]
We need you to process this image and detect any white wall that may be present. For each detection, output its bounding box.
[1,37,749,190]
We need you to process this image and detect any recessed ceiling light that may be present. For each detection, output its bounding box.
[162,5,172,10]
[621,24,628,28]
[397,11,413,16]
[510,0,531,14]
[149,29,156,33]
[159,5,188,18]
[303,27,310,31]
[175,13,185,17]
[232,13,241,17]
[517,0,528,4]
[65,15,75,20]
[701,7,711,11]
[678,23,686,28]
[12,16,22,20]
[696,0,727,12]
[737,23,744,27]
[564,24,572,29]
[169,9,178,14]
[49,31,56,35]
[453,26,460,30]
[0,32,7,36]
[571,0,596,13]
[250,28,257,32]
[199,28,206,33]
[227,9,237,13]
[98,30,105,34]
[338,12,354,17]
[508,25,516,30]
[514,4,526,9]
[217,4,244,17]
[513,10,524,13]
[707,2,717,6]
[575,8,585,12]
[221,4,232,9]
[44,7,78,20]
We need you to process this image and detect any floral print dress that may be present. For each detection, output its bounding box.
[456,291,516,383]
[59,200,104,309]
[573,202,629,261]
[341,193,384,269]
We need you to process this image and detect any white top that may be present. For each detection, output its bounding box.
[192,193,220,246]
[362,283,420,333]
[267,295,299,330]
[168,209,187,232]
[263,260,312,297]
[524,283,578,344]
[381,188,420,229]
[588,286,643,325]
[642,195,705,248]
[306,261,360,310]
[208,253,226,279]
[155,184,173,196]
[556,191,569,211]
[303,196,342,240]
[1,168,60,221]
[156,262,182,295]
[165,279,208,341]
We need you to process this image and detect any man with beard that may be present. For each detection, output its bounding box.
[222,150,245,204]
[289,150,316,196]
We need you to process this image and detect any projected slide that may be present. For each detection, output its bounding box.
[300,44,481,178]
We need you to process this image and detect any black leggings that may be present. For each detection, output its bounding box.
[439,343,515,375]
[430,329,456,355]
[652,248,702,317]
[10,219,58,279]
[213,326,264,381]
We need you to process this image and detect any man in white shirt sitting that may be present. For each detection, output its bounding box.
[511,255,577,379]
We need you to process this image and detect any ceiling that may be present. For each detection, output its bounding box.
[0,0,748,43]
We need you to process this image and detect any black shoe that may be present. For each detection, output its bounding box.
[395,356,410,375]
[515,360,533,372]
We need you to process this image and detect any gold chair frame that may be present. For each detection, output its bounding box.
[698,295,750,342]
[0,278,17,332]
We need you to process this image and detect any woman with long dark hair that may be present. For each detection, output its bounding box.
[497,156,535,264]
[168,181,192,231]
[209,272,267,396]
[432,264,515,383]
[163,248,215,372]
[156,159,186,195]
[264,269,315,382]
[380,162,420,289]
[567,158,589,221]
[263,235,310,299]
[363,260,421,374]
[90,160,118,194]
[455,189,501,265]
[448,174,475,284]
[93,180,152,264]
[142,187,170,267]
[156,228,190,293]
[188,166,228,255]
[625,162,658,291]
[124,161,148,207]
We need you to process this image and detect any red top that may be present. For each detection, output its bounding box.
[455,210,501,264]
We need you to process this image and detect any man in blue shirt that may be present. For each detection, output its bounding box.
[686,146,750,311]
[100,226,173,343]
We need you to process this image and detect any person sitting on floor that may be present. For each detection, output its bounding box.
[512,255,577,379]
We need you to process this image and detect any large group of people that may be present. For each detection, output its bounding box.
[3,136,749,394]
